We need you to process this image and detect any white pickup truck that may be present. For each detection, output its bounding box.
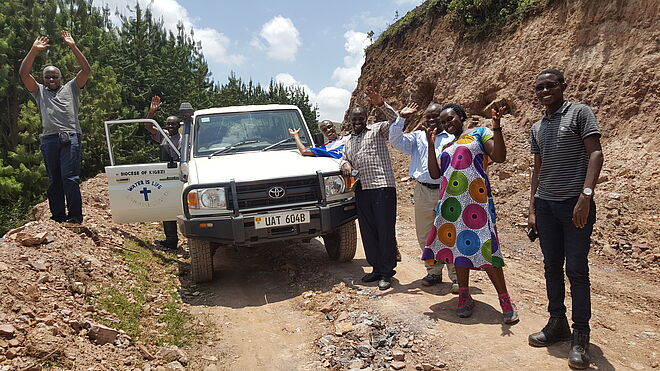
[104,103,357,282]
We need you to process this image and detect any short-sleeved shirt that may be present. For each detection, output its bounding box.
[151,131,181,162]
[341,103,399,190]
[530,101,601,201]
[309,136,347,159]
[31,80,82,135]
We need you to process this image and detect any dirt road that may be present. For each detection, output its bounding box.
[182,202,660,370]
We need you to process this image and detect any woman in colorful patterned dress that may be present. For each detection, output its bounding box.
[423,103,519,323]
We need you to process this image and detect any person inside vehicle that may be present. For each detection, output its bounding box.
[144,95,181,249]
[288,120,347,159]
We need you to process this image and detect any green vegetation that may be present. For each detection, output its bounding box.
[448,0,548,39]
[368,0,548,51]
[96,238,193,347]
[0,0,317,235]
[367,0,449,52]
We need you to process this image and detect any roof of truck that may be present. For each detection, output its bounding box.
[194,104,301,116]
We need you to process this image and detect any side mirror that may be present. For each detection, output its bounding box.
[313,133,324,146]
[179,102,194,119]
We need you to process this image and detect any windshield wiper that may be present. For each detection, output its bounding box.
[262,137,294,152]
[208,140,258,158]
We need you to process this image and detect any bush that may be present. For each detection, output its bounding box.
[448,0,548,39]
[368,0,548,50]
[0,198,34,236]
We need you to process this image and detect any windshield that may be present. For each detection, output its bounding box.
[194,109,312,156]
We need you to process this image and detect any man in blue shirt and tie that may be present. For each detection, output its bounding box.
[390,102,458,292]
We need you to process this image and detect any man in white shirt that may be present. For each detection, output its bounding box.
[390,102,458,293]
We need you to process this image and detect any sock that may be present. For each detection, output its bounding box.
[498,292,514,313]
[458,287,471,307]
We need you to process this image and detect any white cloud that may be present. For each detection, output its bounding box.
[331,30,371,90]
[275,73,317,103]
[92,0,244,65]
[277,31,370,122]
[257,16,301,62]
[359,14,388,30]
[274,73,351,122]
[317,87,352,122]
[195,28,245,65]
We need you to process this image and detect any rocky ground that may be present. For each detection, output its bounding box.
[1,161,659,370]
[4,147,656,371]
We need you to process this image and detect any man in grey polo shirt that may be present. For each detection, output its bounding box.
[527,69,604,369]
[19,31,91,224]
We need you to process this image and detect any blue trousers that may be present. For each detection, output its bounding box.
[355,185,397,279]
[535,196,596,332]
[40,133,83,223]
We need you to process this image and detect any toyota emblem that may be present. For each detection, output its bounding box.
[268,186,286,199]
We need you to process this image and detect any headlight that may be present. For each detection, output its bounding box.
[324,175,345,196]
[199,188,226,209]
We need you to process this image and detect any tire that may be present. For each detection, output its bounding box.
[189,238,214,283]
[323,220,357,262]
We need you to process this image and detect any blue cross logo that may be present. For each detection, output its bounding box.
[139,187,152,201]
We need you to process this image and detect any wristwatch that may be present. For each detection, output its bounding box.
[582,188,593,197]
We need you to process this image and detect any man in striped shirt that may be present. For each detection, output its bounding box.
[340,87,401,290]
[527,69,604,370]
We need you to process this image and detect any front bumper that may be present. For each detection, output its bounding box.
[177,201,356,246]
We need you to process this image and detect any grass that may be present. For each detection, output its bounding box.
[95,238,193,347]
[367,0,549,52]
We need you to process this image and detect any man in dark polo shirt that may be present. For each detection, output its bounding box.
[19,31,91,224]
[527,69,604,369]
[144,96,181,249]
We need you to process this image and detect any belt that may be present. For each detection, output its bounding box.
[43,132,81,138]
[417,181,440,189]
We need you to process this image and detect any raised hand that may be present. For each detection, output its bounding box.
[60,30,76,47]
[400,102,418,118]
[32,36,49,52]
[149,96,161,113]
[288,128,300,136]
[424,125,438,146]
[491,105,507,127]
[364,86,384,106]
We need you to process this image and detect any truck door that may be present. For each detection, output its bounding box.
[103,119,183,223]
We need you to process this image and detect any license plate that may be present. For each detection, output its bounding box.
[254,211,310,229]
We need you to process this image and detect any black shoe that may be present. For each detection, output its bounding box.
[362,272,379,283]
[528,317,572,347]
[156,239,178,249]
[568,331,590,369]
[65,217,83,224]
[378,278,391,290]
[421,273,441,287]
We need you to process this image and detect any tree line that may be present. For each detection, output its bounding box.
[0,0,318,234]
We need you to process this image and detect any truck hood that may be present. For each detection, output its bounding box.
[189,150,342,184]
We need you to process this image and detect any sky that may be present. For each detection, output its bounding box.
[91,0,425,121]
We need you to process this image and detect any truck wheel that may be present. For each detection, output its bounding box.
[323,221,357,262]
[189,238,214,283]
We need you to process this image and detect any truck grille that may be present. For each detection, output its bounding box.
[227,176,320,210]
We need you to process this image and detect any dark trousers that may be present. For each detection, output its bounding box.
[355,185,397,279]
[535,196,596,333]
[163,221,178,245]
[40,133,82,223]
